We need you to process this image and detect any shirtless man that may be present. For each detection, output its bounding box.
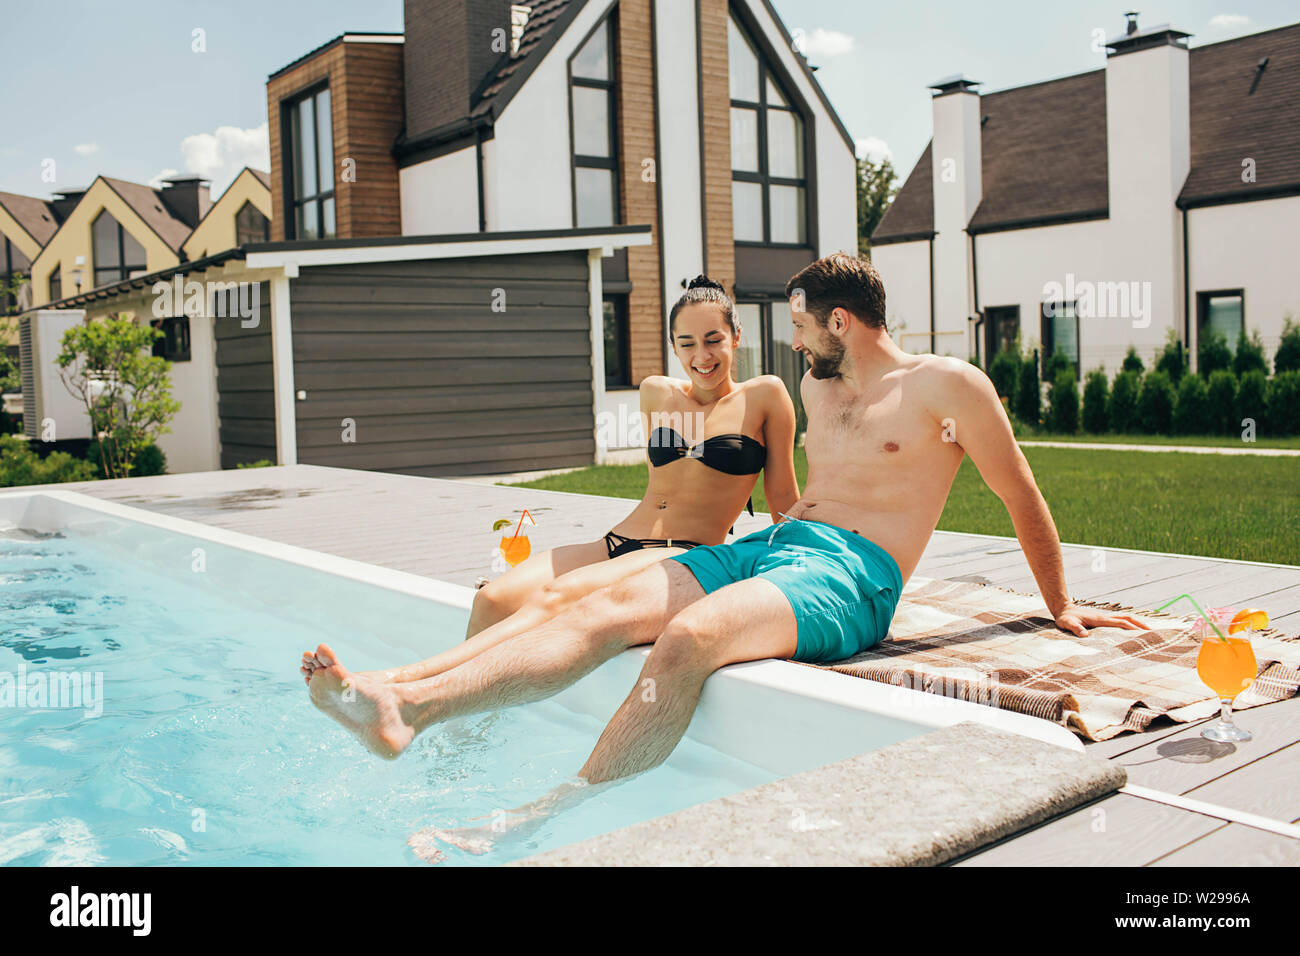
[304,252,1142,796]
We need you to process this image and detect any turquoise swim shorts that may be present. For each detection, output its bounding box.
[668,518,903,664]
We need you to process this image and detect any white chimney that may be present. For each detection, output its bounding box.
[929,75,982,354]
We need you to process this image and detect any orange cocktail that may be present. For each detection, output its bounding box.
[1196,637,1256,700]
[498,534,531,567]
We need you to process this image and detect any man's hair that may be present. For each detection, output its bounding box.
[785,252,886,329]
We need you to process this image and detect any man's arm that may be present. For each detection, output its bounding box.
[942,361,1143,636]
[757,375,800,521]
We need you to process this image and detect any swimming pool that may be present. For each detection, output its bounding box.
[0,489,1080,866]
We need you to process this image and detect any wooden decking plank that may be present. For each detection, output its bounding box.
[1148,823,1300,866]
[1182,740,1300,822]
[1087,561,1275,609]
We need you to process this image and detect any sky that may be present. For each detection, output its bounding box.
[0,0,1295,201]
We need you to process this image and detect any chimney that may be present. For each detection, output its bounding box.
[403,0,515,141]
[928,74,983,352]
[159,174,212,228]
[51,186,88,221]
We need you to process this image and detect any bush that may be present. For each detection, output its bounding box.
[1236,369,1267,435]
[1137,370,1176,433]
[0,434,98,488]
[1043,351,1071,384]
[87,441,167,479]
[1154,329,1186,383]
[1232,329,1268,378]
[235,459,275,469]
[1198,328,1232,378]
[1172,373,1210,435]
[968,355,982,371]
[1121,346,1145,375]
[1206,370,1238,435]
[1109,370,1141,433]
[1081,368,1109,433]
[988,349,1019,405]
[1013,351,1040,426]
[1047,368,1079,434]
[1266,371,1300,436]
[1274,317,1300,374]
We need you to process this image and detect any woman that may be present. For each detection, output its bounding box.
[302,275,798,685]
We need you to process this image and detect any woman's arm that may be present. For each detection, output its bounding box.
[757,376,800,521]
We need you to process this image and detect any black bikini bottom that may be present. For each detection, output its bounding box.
[603,531,704,560]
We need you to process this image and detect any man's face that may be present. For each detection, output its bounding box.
[791,305,846,379]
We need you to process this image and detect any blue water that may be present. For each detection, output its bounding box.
[0,524,774,866]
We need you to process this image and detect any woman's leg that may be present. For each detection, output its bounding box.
[465,539,609,637]
[377,545,687,684]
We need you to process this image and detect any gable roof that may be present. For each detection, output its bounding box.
[101,176,194,253]
[0,191,62,247]
[872,21,1300,243]
[248,168,271,189]
[470,0,580,121]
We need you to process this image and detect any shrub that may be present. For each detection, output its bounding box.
[1137,370,1176,433]
[0,434,98,488]
[1047,368,1079,434]
[988,349,1019,405]
[1081,368,1109,433]
[1172,373,1210,435]
[1274,316,1300,374]
[1236,369,1267,435]
[1197,328,1232,378]
[968,355,982,371]
[1232,329,1268,378]
[1121,346,1144,375]
[1265,371,1300,436]
[235,459,275,469]
[1109,371,1141,433]
[1013,351,1041,426]
[87,440,167,479]
[1206,370,1238,435]
[1154,329,1186,383]
[1043,351,1071,384]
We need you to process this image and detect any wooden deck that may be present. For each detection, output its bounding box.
[9,463,1298,866]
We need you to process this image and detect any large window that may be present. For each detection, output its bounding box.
[91,210,147,287]
[602,295,630,387]
[735,299,807,430]
[1040,301,1080,379]
[729,14,806,245]
[2,233,30,313]
[1198,291,1244,353]
[570,16,618,228]
[285,85,335,240]
[984,305,1020,362]
[48,264,61,302]
[151,317,191,362]
[235,200,271,245]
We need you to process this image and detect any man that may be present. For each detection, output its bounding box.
[303,253,1141,832]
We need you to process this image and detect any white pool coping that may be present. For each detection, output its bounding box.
[0,487,1084,754]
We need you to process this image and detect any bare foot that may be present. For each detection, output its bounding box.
[407,817,517,863]
[306,643,415,759]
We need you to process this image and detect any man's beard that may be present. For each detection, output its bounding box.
[806,331,846,379]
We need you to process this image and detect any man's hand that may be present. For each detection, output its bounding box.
[1055,603,1146,638]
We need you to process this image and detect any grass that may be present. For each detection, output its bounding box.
[1013,431,1300,450]
[506,446,1300,565]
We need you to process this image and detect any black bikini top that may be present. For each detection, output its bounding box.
[647,427,766,476]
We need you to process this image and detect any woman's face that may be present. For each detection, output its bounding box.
[671,304,739,390]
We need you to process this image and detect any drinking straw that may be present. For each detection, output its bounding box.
[508,509,537,545]
[1155,593,1229,643]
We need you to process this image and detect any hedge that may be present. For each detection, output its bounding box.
[1081,369,1109,433]
[1137,370,1176,433]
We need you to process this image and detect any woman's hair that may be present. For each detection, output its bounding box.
[668,275,738,337]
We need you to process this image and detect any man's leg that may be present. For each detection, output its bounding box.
[580,576,796,783]
[306,560,706,758]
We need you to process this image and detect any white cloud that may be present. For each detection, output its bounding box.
[1208,14,1251,30]
[855,137,892,163]
[795,27,854,60]
[151,122,270,197]
[74,143,99,156]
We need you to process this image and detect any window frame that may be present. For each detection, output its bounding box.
[2,234,31,313]
[1196,289,1245,354]
[1040,300,1081,380]
[281,82,336,240]
[734,296,808,428]
[602,294,631,388]
[567,13,620,229]
[982,305,1020,364]
[728,12,811,248]
[150,316,192,363]
[235,200,271,245]
[91,210,147,288]
[48,264,61,302]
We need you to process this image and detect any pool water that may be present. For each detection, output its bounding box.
[0,525,775,866]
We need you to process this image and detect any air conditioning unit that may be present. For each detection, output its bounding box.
[19,310,92,442]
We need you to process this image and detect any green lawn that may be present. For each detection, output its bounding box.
[507,446,1300,565]
[1014,431,1300,450]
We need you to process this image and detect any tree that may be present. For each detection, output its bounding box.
[1109,371,1141,433]
[1232,328,1268,378]
[857,155,899,255]
[1121,346,1145,375]
[1047,368,1079,434]
[1081,368,1109,433]
[1198,328,1231,378]
[1275,316,1300,374]
[56,315,180,479]
[1014,349,1041,426]
[1154,327,1186,383]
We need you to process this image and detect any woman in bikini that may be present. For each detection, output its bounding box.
[301,275,798,685]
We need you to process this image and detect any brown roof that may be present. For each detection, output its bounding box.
[101,176,193,253]
[470,0,575,120]
[247,168,271,189]
[871,21,1300,243]
[0,191,61,247]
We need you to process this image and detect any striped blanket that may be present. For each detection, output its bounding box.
[813,577,1300,741]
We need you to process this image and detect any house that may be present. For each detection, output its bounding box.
[870,15,1300,378]
[182,168,273,260]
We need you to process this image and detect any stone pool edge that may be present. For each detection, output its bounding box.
[513,721,1126,866]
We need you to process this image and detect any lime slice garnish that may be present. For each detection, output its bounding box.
[492,518,512,532]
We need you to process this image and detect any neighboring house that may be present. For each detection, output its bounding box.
[264,0,857,450]
[181,168,273,261]
[870,16,1300,377]
[0,191,62,320]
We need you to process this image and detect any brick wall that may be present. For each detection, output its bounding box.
[616,0,664,382]
[698,0,735,296]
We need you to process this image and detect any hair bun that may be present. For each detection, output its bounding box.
[686,274,724,292]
